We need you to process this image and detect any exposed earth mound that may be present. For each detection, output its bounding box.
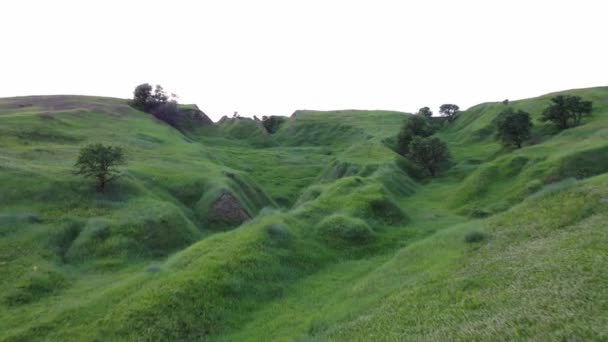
[208,192,251,226]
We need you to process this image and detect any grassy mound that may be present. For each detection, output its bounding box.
[64,200,200,261]
[316,214,376,246]
[312,175,608,341]
[275,110,407,147]
[294,176,409,228]
[217,118,277,147]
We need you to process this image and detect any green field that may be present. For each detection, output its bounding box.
[1,88,607,340]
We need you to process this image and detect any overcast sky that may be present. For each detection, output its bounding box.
[2,0,607,121]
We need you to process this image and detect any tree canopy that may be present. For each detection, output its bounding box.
[541,95,592,130]
[131,83,154,112]
[396,115,432,155]
[439,104,460,122]
[496,108,533,148]
[129,83,176,113]
[416,107,433,118]
[74,143,126,192]
[408,136,449,176]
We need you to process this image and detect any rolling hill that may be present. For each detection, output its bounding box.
[1,87,607,341]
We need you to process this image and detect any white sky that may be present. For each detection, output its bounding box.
[2,0,607,121]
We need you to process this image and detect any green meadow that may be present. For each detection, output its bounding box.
[1,87,607,340]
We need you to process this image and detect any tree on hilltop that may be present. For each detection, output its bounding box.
[416,107,433,118]
[439,104,460,122]
[129,83,177,113]
[131,83,154,112]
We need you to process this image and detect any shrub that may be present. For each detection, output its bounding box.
[464,231,486,244]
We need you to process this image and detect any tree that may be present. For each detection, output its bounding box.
[74,144,126,192]
[408,136,449,176]
[541,95,592,130]
[567,96,593,126]
[396,115,432,155]
[131,83,153,112]
[416,106,433,118]
[496,108,532,148]
[129,83,176,113]
[152,85,169,106]
[439,104,460,122]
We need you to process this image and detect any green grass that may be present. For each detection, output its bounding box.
[1,88,608,340]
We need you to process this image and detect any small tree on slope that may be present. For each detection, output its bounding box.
[496,108,533,148]
[75,144,126,192]
[408,136,449,176]
[541,95,592,130]
[396,115,432,155]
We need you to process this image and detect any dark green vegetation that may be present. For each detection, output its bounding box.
[395,114,448,176]
[1,87,607,341]
[416,106,433,118]
[128,83,214,133]
[408,136,449,176]
[439,103,460,122]
[541,94,593,129]
[396,114,433,156]
[496,107,533,148]
[74,143,126,192]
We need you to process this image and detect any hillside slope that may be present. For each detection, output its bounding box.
[1,88,607,341]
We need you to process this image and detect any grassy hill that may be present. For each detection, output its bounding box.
[0,88,607,340]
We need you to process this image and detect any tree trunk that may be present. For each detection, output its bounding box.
[97,175,106,193]
[560,116,569,130]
